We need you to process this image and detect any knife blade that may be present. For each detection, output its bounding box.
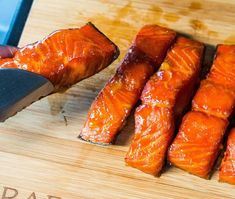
[0,68,54,122]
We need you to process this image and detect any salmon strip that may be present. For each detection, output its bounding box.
[192,80,235,119]
[219,128,235,185]
[125,37,204,175]
[0,22,119,90]
[168,111,228,178]
[79,25,176,144]
[168,45,235,178]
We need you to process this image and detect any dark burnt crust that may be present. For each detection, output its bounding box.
[78,134,111,146]
[86,22,120,62]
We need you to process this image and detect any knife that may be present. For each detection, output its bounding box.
[0,68,54,122]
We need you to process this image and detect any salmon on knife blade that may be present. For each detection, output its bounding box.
[0,22,119,91]
[0,22,119,121]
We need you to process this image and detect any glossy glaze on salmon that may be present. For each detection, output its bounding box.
[0,22,119,90]
[125,37,204,175]
[192,80,235,119]
[79,25,176,144]
[168,45,235,178]
[219,128,235,184]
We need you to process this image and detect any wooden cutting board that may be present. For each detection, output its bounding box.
[1,0,235,198]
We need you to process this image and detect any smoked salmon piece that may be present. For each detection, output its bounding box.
[0,22,119,90]
[126,105,175,175]
[79,25,176,144]
[219,128,235,184]
[125,37,204,175]
[168,45,235,178]
[192,80,235,119]
[169,111,228,178]
[207,45,235,88]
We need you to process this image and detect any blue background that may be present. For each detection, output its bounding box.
[0,0,33,46]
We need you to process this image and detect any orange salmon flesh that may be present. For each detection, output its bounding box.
[0,22,119,91]
[79,25,176,144]
[219,128,235,185]
[125,37,204,175]
[168,45,235,178]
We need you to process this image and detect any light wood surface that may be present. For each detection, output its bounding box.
[1,0,235,198]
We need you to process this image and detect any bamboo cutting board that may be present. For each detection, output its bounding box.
[1,0,235,198]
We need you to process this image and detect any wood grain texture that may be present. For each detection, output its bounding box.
[0,0,235,198]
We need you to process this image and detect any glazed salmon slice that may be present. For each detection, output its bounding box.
[140,37,203,113]
[0,22,119,90]
[168,111,228,178]
[219,128,235,184]
[80,55,154,144]
[192,80,235,119]
[79,25,176,144]
[168,45,235,178]
[125,37,204,175]
[207,45,235,88]
[126,105,174,175]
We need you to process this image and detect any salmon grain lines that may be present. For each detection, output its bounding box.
[168,45,235,179]
[125,37,204,175]
[80,25,176,144]
[0,22,119,91]
[219,128,235,184]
